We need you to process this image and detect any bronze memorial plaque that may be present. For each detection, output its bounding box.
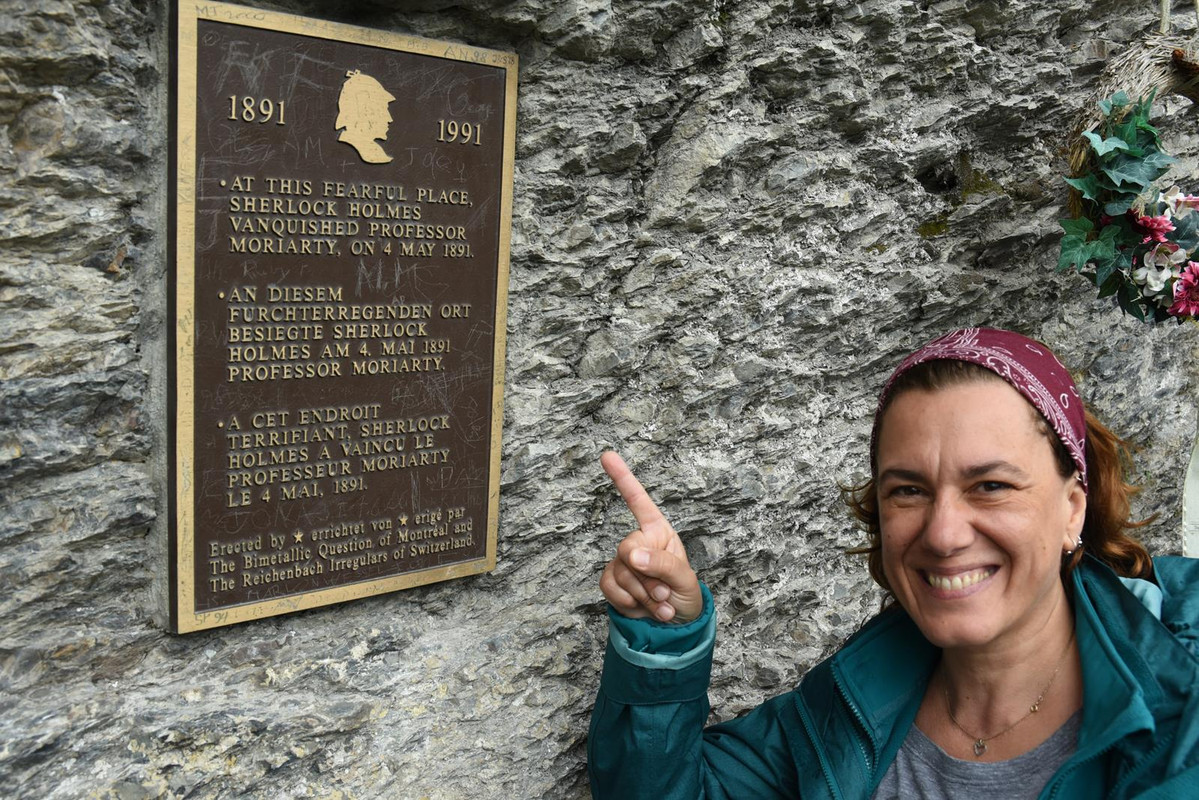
[169,2,516,632]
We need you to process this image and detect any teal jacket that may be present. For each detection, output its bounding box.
[588,556,1199,799]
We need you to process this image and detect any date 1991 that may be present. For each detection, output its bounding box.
[437,119,481,145]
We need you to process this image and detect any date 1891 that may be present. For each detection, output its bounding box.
[228,95,286,125]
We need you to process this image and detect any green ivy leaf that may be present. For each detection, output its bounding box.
[1103,194,1137,216]
[1098,91,1131,116]
[1098,222,1123,244]
[1110,121,1140,150]
[1061,240,1099,273]
[1141,150,1176,174]
[1133,90,1158,120]
[1083,130,1130,156]
[1114,230,1144,254]
[1094,238,1127,284]
[1098,272,1122,297]
[1102,152,1167,188]
[1060,217,1094,237]
[1173,213,1199,252]
[1117,282,1147,320]
[1060,226,1121,276]
[1135,125,1162,151]
[1058,234,1090,272]
[1113,243,1135,272]
[1095,257,1117,288]
[1102,227,1140,260]
[1064,174,1108,201]
[1058,226,1109,272]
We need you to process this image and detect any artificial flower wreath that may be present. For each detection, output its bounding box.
[1058,91,1199,322]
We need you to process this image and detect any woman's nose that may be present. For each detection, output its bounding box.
[921,495,974,556]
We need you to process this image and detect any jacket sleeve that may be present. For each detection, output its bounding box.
[587,583,803,799]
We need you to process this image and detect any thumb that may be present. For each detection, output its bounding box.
[627,547,702,622]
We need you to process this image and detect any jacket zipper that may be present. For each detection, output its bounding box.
[797,698,845,800]
[831,667,876,776]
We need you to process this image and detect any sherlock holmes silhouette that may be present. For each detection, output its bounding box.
[335,69,395,164]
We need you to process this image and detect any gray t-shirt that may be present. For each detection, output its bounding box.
[871,712,1081,799]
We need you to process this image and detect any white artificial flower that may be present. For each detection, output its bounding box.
[1133,243,1186,296]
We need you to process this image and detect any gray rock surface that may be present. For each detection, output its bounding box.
[3,0,1198,797]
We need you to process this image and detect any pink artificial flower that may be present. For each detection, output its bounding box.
[1130,211,1175,244]
[1168,262,1199,318]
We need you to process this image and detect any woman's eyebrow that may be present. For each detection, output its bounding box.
[877,462,1032,484]
[877,468,925,484]
[960,461,1030,480]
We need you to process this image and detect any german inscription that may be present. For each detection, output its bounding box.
[171,2,515,632]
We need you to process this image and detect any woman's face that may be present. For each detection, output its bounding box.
[874,379,1086,652]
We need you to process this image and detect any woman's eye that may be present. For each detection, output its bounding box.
[889,485,922,498]
[978,481,1011,493]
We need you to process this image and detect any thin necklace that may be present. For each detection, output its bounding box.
[943,628,1076,758]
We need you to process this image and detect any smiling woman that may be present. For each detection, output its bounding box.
[875,380,1086,658]
[588,328,1199,799]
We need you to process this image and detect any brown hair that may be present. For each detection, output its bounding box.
[845,360,1154,594]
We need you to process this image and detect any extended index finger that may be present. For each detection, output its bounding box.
[601,451,668,529]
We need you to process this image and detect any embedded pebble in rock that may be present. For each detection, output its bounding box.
[2,1,1197,798]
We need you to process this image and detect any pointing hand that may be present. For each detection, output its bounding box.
[599,451,702,623]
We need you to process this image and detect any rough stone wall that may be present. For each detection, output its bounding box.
[2,0,1197,798]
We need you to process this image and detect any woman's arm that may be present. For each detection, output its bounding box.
[589,453,802,798]
[588,598,804,798]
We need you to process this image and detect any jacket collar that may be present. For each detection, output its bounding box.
[1070,556,1199,757]
[834,606,935,753]
[828,605,935,772]
[1069,559,1153,756]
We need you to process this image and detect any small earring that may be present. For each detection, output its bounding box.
[1065,536,1083,556]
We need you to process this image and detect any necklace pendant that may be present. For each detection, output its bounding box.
[973,740,987,757]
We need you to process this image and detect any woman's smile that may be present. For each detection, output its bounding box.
[921,566,997,595]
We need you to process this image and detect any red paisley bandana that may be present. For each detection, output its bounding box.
[873,328,1088,492]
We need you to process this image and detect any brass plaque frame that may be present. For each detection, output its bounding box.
[169,1,516,632]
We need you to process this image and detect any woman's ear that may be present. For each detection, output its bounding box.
[1062,475,1087,552]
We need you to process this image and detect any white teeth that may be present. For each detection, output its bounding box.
[926,569,994,591]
